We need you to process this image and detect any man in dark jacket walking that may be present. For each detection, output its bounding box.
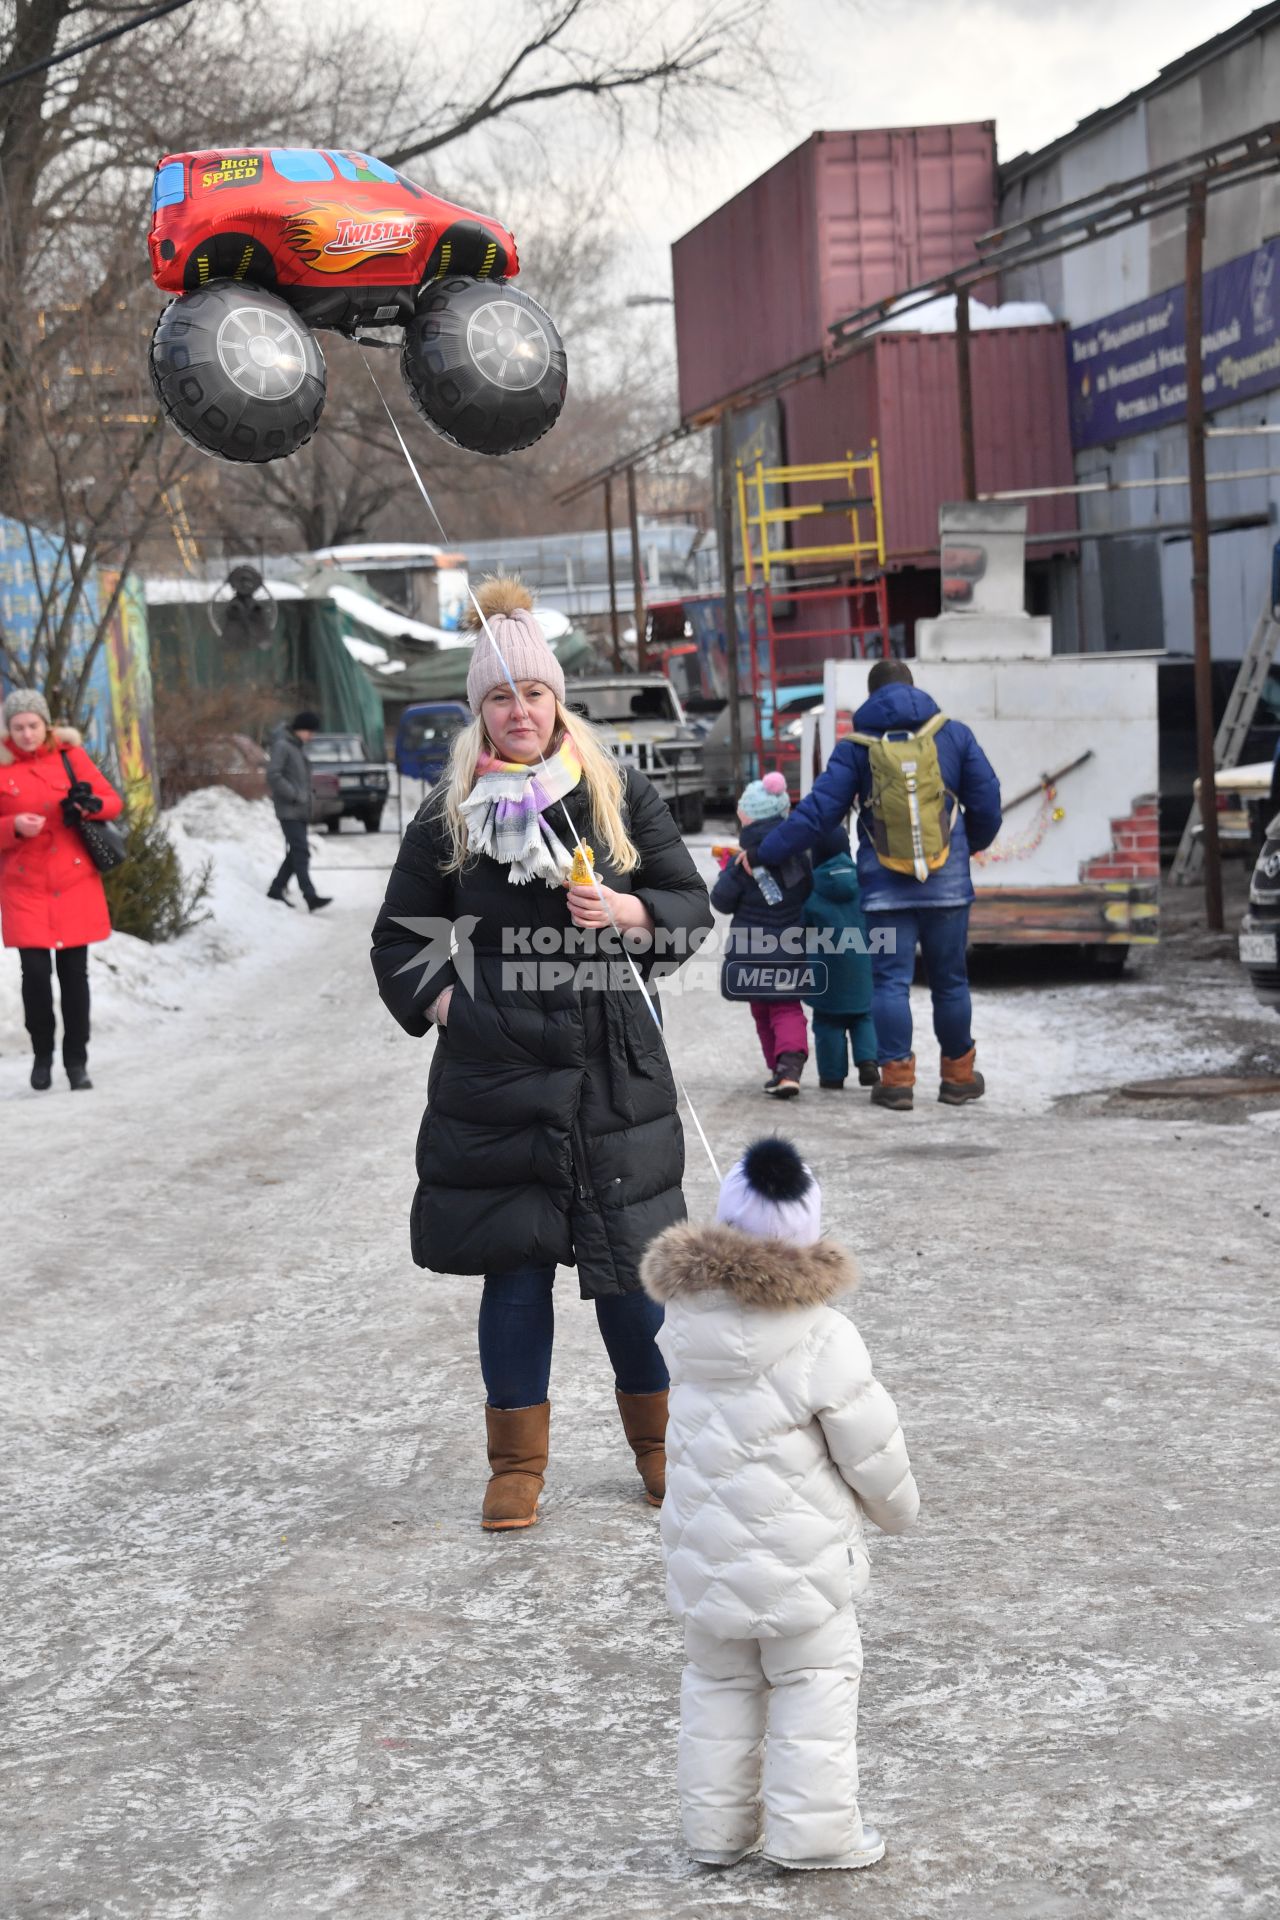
[754,660,1001,1111]
[266,711,332,912]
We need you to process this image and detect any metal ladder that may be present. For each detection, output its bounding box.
[1169,606,1280,885]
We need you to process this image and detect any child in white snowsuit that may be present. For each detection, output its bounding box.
[640,1136,918,1872]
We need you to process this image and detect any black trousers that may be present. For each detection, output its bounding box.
[271,817,318,905]
[19,945,91,1067]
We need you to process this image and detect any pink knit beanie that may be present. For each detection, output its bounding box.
[465,576,566,715]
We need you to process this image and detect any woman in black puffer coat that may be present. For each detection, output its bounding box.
[371,578,712,1533]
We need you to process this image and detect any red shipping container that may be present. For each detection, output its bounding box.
[777,327,1078,566]
[673,124,998,419]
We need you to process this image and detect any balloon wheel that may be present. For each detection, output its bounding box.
[150,282,326,464]
[401,275,567,456]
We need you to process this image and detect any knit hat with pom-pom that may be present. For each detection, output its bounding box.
[465,575,566,715]
[737,769,791,821]
[715,1136,822,1247]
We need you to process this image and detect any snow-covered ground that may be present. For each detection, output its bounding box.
[2,801,1278,1919]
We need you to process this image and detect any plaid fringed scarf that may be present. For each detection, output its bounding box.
[460,737,585,885]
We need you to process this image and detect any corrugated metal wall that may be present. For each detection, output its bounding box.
[1075,390,1280,657]
[998,8,1280,654]
[674,124,997,418]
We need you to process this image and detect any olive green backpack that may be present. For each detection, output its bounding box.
[850,712,957,883]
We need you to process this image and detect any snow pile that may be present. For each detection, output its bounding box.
[873,294,1056,335]
[341,632,407,674]
[326,582,467,649]
[0,787,317,1067]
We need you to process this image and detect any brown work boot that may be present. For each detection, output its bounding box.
[615,1388,668,1506]
[939,1045,985,1105]
[870,1054,915,1111]
[481,1400,550,1531]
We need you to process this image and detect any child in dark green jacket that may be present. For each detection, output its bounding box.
[802,827,880,1091]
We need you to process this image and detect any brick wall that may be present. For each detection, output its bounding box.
[1079,796,1160,884]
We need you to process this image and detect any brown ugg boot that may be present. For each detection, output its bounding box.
[939,1045,985,1105]
[481,1401,550,1531]
[870,1054,915,1111]
[615,1388,668,1506]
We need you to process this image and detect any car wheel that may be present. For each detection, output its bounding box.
[400,276,566,456]
[150,282,326,464]
[362,808,384,833]
[325,817,342,835]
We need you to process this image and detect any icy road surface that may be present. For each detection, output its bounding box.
[2,795,1277,1919]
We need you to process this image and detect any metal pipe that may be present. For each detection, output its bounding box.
[980,466,1280,501]
[718,415,744,795]
[626,465,646,671]
[1186,181,1224,933]
[603,476,621,669]
[956,292,977,501]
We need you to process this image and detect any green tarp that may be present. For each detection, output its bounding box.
[147,595,385,758]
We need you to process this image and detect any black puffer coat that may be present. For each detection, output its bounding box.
[371,766,713,1298]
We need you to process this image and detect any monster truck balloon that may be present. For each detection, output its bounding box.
[147,147,567,463]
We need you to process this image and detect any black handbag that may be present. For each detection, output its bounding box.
[60,749,128,873]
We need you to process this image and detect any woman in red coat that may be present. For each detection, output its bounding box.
[0,688,123,1090]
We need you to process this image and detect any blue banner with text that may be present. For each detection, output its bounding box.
[1067,238,1280,449]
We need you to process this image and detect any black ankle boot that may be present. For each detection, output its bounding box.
[31,1056,53,1091]
[67,1063,93,1091]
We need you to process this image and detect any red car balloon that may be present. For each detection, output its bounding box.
[147,146,566,464]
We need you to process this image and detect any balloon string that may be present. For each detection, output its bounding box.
[359,350,722,1185]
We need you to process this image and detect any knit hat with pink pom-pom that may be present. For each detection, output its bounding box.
[737,769,791,822]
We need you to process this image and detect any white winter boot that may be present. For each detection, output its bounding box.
[689,1839,763,1867]
[764,1823,885,1871]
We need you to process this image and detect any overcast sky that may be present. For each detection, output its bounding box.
[622,0,1263,276]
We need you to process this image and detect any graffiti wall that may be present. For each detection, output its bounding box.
[0,516,157,813]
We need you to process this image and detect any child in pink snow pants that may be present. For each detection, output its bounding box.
[710,772,814,1098]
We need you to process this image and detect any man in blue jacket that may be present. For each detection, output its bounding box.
[754,659,1002,1111]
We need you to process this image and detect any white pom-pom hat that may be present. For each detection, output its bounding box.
[716,1136,823,1248]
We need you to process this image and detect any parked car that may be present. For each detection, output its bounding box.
[563,674,705,831]
[303,732,390,832]
[148,146,566,463]
[702,685,850,809]
[395,700,472,785]
[1240,810,1280,1011]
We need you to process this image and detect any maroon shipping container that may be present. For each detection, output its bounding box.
[777,326,1078,565]
[673,124,997,419]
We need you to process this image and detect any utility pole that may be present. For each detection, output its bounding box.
[603,476,621,669]
[626,464,646,670]
[717,412,743,793]
[1185,179,1224,932]
[956,289,977,502]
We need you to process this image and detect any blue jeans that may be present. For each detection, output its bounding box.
[478,1264,670,1410]
[866,906,974,1063]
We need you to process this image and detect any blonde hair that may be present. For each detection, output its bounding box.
[438,699,640,876]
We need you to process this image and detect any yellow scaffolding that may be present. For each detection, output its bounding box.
[736,445,885,585]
